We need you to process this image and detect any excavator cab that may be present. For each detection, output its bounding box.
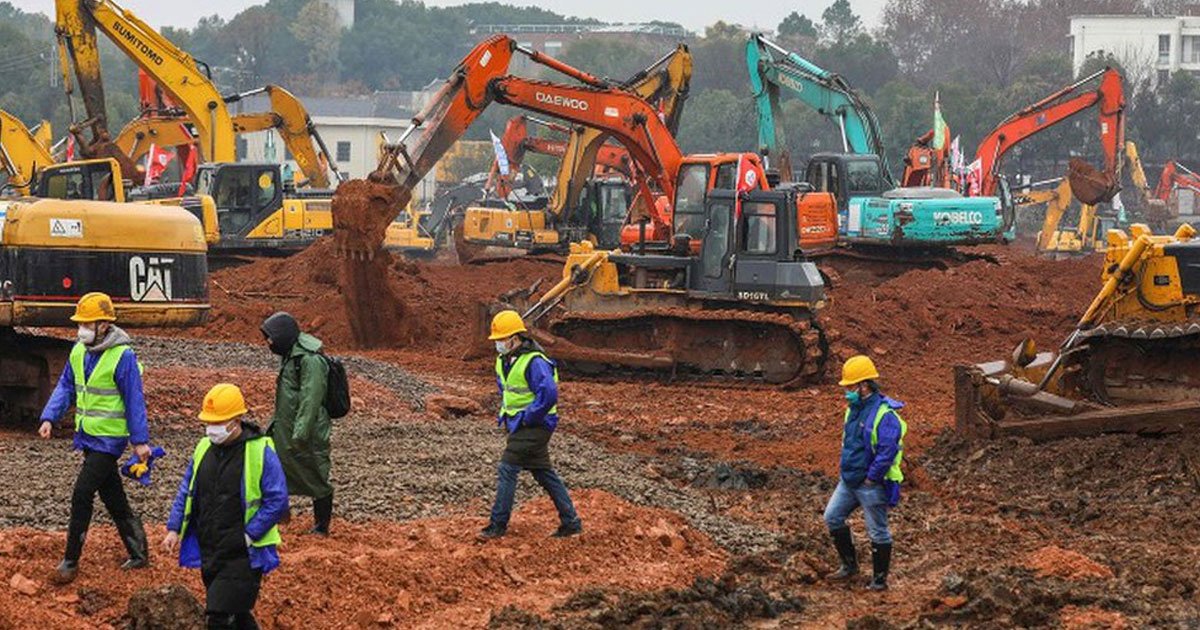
[574,177,632,249]
[803,154,888,213]
[31,159,126,203]
[193,162,331,252]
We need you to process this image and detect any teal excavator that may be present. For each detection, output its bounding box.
[746,34,1013,253]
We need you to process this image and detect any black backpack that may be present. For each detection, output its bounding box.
[293,352,352,419]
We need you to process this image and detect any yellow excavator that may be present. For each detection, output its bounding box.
[458,45,692,254]
[1031,142,1161,258]
[955,222,1200,440]
[53,0,339,254]
[0,112,55,196]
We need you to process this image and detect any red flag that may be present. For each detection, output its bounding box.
[65,135,76,161]
[177,141,198,196]
[145,144,174,185]
[735,153,760,193]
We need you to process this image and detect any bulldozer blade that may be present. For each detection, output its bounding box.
[955,364,1200,442]
[1067,157,1120,206]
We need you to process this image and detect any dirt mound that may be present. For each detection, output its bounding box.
[1024,546,1115,581]
[0,490,725,629]
[193,240,559,358]
[126,584,204,629]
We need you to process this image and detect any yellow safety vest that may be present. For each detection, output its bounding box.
[496,351,558,418]
[842,402,908,483]
[70,343,133,438]
[178,436,283,548]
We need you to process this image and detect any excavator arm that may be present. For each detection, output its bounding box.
[0,111,54,194]
[55,0,235,166]
[115,85,338,188]
[746,33,890,182]
[975,67,1124,201]
[549,44,691,221]
[334,35,687,259]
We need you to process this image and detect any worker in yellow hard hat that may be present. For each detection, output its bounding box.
[163,384,287,629]
[823,355,908,592]
[38,292,151,585]
[479,310,581,539]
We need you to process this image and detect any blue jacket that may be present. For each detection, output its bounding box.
[166,434,288,574]
[40,345,148,457]
[840,393,904,500]
[495,352,559,434]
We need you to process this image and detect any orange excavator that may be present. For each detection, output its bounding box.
[333,35,837,384]
[1153,160,1200,229]
[900,126,951,188]
[974,67,1125,204]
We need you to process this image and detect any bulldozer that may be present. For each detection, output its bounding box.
[955,223,1200,440]
[514,185,830,386]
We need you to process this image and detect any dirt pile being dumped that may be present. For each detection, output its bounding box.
[330,177,406,259]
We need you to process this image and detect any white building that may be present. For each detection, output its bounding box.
[1070,14,1200,88]
[233,93,442,203]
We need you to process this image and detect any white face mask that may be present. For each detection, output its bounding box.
[495,340,510,355]
[206,422,236,444]
[77,325,96,345]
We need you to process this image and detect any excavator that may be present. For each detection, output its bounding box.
[459,44,693,255]
[1154,160,1200,230]
[1030,142,1154,258]
[332,35,837,384]
[954,223,1200,441]
[973,67,1125,206]
[53,0,340,254]
[900,127,952,188]
[0,194,209,422]
[746,34,1011,257]
[0,112,54,195]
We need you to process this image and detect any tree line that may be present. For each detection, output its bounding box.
[0,0,1197,184]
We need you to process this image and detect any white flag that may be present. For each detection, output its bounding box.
[490,131,510,177]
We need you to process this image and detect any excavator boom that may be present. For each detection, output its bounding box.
[0,112,54,194]
[55,0,235,164]
[975,67,1125,201]
[746,33,890,181]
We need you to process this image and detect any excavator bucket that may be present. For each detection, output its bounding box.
[1067,157,1120,206]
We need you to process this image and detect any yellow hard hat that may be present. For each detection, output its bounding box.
[70,292,117,323]
[488,309,527,340]
[839,355,880,387]
[198,383,248,423]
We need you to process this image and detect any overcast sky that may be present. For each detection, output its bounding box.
[9,0,888,33]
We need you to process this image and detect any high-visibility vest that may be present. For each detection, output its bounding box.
[71,343,135,438]
[495,351,558,418]
[178,436,282,548]
[843,402,908,483]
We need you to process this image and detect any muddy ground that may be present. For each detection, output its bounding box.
[2,243,1198,628]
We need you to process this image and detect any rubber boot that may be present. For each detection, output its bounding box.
[310,494,333,536]
[116,515,150,570]
[867,542,892,591]
[827,526,858,580]
[50,559,79,585]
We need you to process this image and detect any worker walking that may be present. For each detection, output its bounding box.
[37,292,151,584]
[164,384,287,630]
[479,310,582,539]
[824,355,907,591]
[260,312,334,535]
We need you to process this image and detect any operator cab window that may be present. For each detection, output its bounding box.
[674,164,709,238]
[89,169,113,201]
[713,163,737,190]
[600,184,630,221]
[44,171,86,199]
[845,160,882,196]
[740,201,777,255]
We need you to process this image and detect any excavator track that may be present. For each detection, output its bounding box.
[538,307,828,388]
[1070,320,1200,404]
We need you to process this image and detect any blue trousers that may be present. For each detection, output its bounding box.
[489,461,580,529]
[823,478,892,544]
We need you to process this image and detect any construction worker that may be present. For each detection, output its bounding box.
[824,355,907,591]
[164,384,287,630]
[37,292,150,584]
[259,312,334,535]
[479,310,582,539]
